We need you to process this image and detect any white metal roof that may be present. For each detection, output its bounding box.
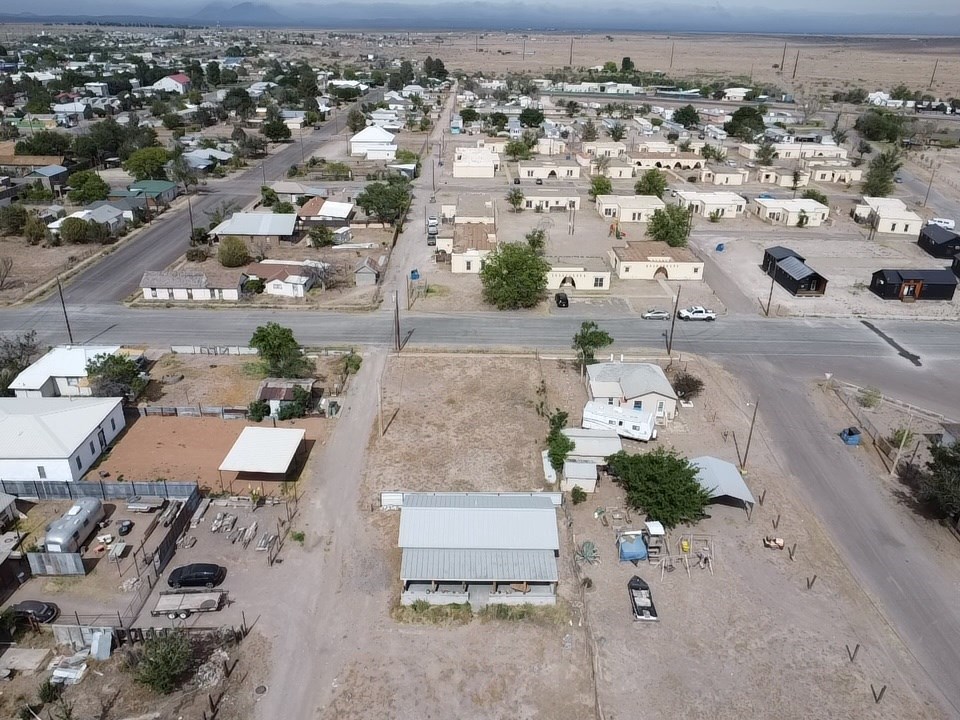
[0,397,122,459]
[349,126,396,144]
[561,428,623,460]
[9,346,120,391]
[218,427,305,474]
[398,497,559,551]
[401,548,559,582]
[586,362,677,402]
[691,456,756,506]
[316,201,353,219]
[211,213,298,237]
[563,460,599,480]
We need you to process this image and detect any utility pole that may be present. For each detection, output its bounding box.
[929,58,939,88]
[377,379,384,437]
[764,272,776,317]
[890,411,914,477]
[57,276,74,345]
[186,194,195,235]
[779,43,787,74]
[669,42,675,71]
[299,126,305,164]
[568,37,573,67]
[792,50,800,80]
[394,291,401,352]
[741,399,760,469]
[666,287,681,355]
[923,163,940,206]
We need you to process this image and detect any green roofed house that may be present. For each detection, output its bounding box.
[127,180,178,208]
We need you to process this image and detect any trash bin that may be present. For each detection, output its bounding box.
[410,269,420,281]
[840,427,861,446]
[715,243,725,252]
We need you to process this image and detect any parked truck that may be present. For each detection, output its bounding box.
[150,589,227,619]
[678,306,717,321]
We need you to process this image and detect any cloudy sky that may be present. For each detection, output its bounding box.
[3,0,960,34]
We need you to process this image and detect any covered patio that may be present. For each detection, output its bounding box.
[218,426,307,495]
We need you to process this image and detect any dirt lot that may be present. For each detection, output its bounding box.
[95,416,330,495]
[0,237,98,304]
[557,355,940,719]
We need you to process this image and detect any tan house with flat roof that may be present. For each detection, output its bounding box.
[437,223,497,273]
[608,241,704,281]
[595,195,665,223]
[547,258,611,291]
[676,191,747,218]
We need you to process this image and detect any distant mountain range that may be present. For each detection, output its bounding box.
[1,1,960,34]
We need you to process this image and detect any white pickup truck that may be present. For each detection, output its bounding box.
[678,306,717,321]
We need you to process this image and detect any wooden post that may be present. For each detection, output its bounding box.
[846,643,860,662]
[806,575,817,590]
[741,399,760,469]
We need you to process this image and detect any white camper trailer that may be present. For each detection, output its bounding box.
[582,400,657,441]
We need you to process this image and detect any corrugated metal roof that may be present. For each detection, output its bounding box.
[399,504,559,551]
[211,213,298,237]
[403,494,554,509]
[777,256,816,281]
[692,456,756,506]
[401,548,558,582]
[10,346,120,390]
[0,397,122,458]
[561,428,623,460]
[587,362,677,401]
[218,427,305,473]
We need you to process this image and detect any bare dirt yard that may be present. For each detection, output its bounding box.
[95,416,329,494]
[0,237,98,304]
[558,355,941,719]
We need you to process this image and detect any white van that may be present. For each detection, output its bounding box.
[927,218,956,230]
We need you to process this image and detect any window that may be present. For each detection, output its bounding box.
[904,225,910,233]
[110,418,116,431]
[593,277,605,288]
[525,201,533,208]
[465,261,472,271]
[66,377,80,387]
[37,466,46,479]
[633,400,643,410]
[694,267,700,274]
[891,223,897,232]
[89,441,95,454]
[526,171,534,177]
[150,288,157,298]
[75,456,82,470]
[607,397,615,405]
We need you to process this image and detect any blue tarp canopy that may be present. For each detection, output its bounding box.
[618,534,648,562]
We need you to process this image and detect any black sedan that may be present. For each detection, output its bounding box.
[9,600,60,624]
[167,563,226,589]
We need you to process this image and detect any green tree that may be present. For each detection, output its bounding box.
[486,112,508,131]
[673,104,700,129]
[222,87,255,118]
[518,108,545,127]
[802,188,829,206]
[347,108,367,132]
[756,141,778,166]
[916,441,960,519]
[250,322,313,377]
[854,109,905,143]
[862,148,903,198]
[205,61,221,86]
[634,169,667,198]
[355,180,411,225]
[274,201,295,214]
[479,243,550,310]
[856,139,873,159]
[572,321,613,369]
[124,147,170,181]
[607,448,711,528]
[24,214,47,245]
[59,217,90,244]
[565,100,581,117]
[14,129,71,156]
[86,353,146,398]
[580,119,599,142]
[66,170,110,204]
[459,107,479,123]
[308,226,335,247]
[505,187,525,212]
[0,205,28,236]
[547,411,575,472]
[0,331,39,395]
[724,106,766,141]
[135,631,191,694]
[621,57,635,73]
[218,236,250,267]
[168,152,198,194]
[602,61,618,74]
[262,117,292,142]
[504,139,533,161]
[647,205,692,247]
[608,121,627,141]
[589,176,612,199]
[525,228,546,254]
[162,113,183,131]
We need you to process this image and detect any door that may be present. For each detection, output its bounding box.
[900,281,921,299]
[98,429,106,450]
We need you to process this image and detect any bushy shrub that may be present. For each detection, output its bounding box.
[247,399,269,421]
[673,372,704,399]
[218,236,250,267]
[185,247,208,262]
[571,486,588,505]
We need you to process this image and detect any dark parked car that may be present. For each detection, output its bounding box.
[167,563,226,589]
[535,178,544,185]
[9,600,60,624]
[117,520,134,536]
[513,177,521,184]
[554,292,569,308]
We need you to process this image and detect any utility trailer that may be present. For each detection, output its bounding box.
[151,589,226,619]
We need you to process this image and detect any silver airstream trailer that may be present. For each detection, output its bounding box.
[43,498,105,553]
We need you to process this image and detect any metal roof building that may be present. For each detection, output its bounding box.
[691,456,756,508]
[210,213,298,238]
[398,494,560,605]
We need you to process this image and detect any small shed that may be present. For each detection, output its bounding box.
[217,427,307,494]
[870,269,958,301]
[0,492,18,530]
[256,378,316,417]
[917,224,960,259]
[692,456,756,509]
[761,246,827,297]
[561,460,599,493]
[354,256,383,287]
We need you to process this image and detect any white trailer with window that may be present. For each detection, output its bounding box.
[581,400,657,441]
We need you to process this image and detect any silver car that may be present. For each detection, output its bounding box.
[641,309,671,320]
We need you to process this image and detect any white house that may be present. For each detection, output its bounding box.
[751,198,829,227]
[349,126,397,160]
[723,87,752,102]
[436,224,497,273]
[586,362,678,421]
[139,270,242,301]
[0,397,126,482]
[802,159,862,184]
[244,260,324,298]
[855,197,923,235]
[756,168,810,188]
[8,345,125,398]
[521,192,580,213]
[676,191,746,219]
[517,159,580,180]
[536,138,567,156]
[607,241,704,281]
[152,73,192,94]
[453,147,499,178]
[595,195,665,223]
[700,167,749,186]
[582,141,626,158]
[548,260,611,292]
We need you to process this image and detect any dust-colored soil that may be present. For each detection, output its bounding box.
[562,356,940,719]
[0,237,98,304]
[96,416,329,494]
[146,353,264,406]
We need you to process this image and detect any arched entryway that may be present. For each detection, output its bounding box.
[653,267,669,280]
[548,170,558,179]
[560,276,576,288]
